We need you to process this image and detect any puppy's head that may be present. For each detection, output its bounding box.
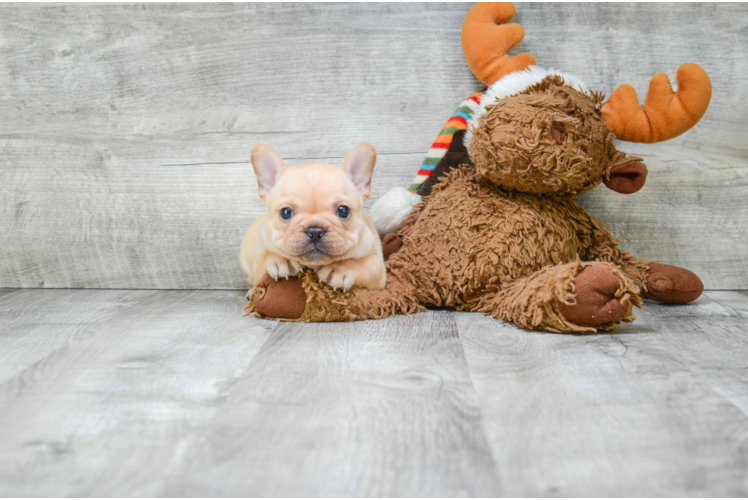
[251,143,377,266]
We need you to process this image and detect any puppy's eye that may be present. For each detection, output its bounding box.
[337,206,351,219]
[280,207,293,220]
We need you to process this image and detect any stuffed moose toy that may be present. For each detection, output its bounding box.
[247,2,711,333]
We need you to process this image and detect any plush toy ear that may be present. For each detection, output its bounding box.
[342,143,377,201]
[251,144,286,201]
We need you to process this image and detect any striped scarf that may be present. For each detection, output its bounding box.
[407,90,484,193]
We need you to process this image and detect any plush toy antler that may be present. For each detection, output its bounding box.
[372,3,714,236]
[461,2,536,85]
[601,63,712,143]
[462,3,711,142]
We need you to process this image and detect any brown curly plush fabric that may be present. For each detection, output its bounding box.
[248,165,646,332]
[247,77,703,332]
[471,76,625,196]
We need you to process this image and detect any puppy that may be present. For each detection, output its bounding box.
[240,143,387,297]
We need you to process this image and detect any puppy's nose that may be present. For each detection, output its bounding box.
[306,226,326,242]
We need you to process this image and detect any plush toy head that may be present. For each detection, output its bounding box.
[470,76,654,197]
[470,77,624,196]
[462,2,712,197]
[370,2,712,234]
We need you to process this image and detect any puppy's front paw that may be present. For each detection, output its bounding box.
[265,255,302,280]
[318,265,355,292]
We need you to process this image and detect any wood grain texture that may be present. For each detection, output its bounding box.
[158,311,501,497]
[2,289,748,495]
[0,3,746,289]
[0,289,276,496]
[707,290,748,317]
[455,294,748,497]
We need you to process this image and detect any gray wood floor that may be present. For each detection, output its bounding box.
[1,289,747,497]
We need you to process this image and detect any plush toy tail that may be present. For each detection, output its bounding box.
[370,91,484,236]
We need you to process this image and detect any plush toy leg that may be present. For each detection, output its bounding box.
[583,226,650,290]
[583,234,703,304]
[472,260,641,333]
[246,270,424,322]
[643,263,703,304]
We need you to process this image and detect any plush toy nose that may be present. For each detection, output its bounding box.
[306,226,326,242]
[603,159,648,194]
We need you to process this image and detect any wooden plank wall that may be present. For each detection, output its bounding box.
[1,3,746,290]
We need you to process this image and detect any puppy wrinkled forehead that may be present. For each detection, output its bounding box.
[274,163,360,205]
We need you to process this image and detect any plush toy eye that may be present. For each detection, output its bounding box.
[280,207,293,220]
[337,206,351,219]
[551,124,567,145]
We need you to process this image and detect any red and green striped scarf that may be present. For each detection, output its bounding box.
[408,90,485,193]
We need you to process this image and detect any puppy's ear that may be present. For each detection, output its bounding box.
[342,143,376,201]
[251,144,286,201]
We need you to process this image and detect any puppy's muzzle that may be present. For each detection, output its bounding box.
[306,226,326,242]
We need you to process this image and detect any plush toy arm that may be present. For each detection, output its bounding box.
[248,269,424,322]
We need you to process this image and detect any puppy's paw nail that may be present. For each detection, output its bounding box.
[268,264,280,279]
[341,276,353,292]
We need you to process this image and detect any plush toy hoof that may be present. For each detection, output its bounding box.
[558,266,631,327]
[643,263,703,304]
[382,233,403,261]
[254,275,307,320]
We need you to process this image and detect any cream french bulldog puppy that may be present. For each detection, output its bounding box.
[240,143,386,297]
